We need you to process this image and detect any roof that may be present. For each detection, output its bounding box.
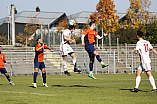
[70,11,93,24]
[70,11,127,24]
[15,11,66,25]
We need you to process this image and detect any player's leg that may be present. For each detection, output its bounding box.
[131,64,143,92]
[145,63,157,92]
[88,53,96,79]
[146,71,157,92]
[41,67,48,87]
[70,52,81,73]
[4,71,15,85]
[62,44,71,76]
[93,50,109,68]
[63,56,71,76]
[32,68,39,88]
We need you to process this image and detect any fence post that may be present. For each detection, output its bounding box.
[107,51,109,74]
[102,28,103,51]
[10,52,12,76]
[113,51,115,74]
[131,50,133,73]
[117,38,119,62]
[125,43,127,67]
[48,24,50,47]
[109,33,111,57]
[134,52,137,73]
[53,29,55,51]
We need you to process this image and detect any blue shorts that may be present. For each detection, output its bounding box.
[85,44,96,53]
[0,68,7,74]
[34,59,45,70]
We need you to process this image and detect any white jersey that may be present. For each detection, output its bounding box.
[61,29,72,44]
[135,40,153,64]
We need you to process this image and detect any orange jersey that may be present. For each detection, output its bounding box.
[35,44,49,62]
[0,53,6,68]
[83,28,98,44]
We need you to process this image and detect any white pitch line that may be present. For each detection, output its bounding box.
[0,91,55,96]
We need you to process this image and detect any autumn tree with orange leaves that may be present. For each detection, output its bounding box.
[126,0,151,29]
[90,0,119,33]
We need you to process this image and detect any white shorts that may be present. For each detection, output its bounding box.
[138,63,151,72]
[60,43,74,56]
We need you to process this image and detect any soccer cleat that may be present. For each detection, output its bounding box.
[74,68,81,73]
[64,71,71,76]
[130,88,138,92]
[43,83,48,87]
[10,82,15,86]
[88,74,96,79]
[32,83,37,88]
[150,89,157,92]
[102,63,109,68]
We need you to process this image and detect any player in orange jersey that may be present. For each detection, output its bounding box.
[81,21,109,79]
[0,46,15,85]
[32,38,53,88]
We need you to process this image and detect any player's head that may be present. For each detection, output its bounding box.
[137,31,143,38]
[69,25,75,32]
[89,21,96,30]
[37,38,43,44]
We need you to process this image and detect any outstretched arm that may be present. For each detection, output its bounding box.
[152,48,157,55]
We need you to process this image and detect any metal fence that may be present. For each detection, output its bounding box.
[3,45,157,76]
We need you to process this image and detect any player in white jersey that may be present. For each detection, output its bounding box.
[60,25,81,76]
[130,31,157,92]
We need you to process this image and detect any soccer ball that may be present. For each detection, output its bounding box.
[69,20,75,25]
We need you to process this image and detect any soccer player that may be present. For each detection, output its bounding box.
[32,38,53,88]
[0,46,15,85]
[60,25,81,76]
[130,31,157,92]
[81,21,109,79]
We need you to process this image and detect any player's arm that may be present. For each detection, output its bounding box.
[64,35,75,44]
[151,48,157,55]
[44,45,53,52]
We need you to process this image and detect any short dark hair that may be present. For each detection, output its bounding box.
[137,31,143,37]
[37,38,41,42]
[0,46,1,47]
[69,25,75,30]
[89,21,95,26]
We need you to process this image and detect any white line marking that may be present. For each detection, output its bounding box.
[0,91,55,96]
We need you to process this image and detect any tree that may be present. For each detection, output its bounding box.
[56,18,69,32]
[126,0,151,29]
[24,18,41,45]
[90,0,119,33]
[36,6,40,12]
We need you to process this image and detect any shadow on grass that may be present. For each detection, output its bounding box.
[0,84,3,85]
[52,85,96,88]
[120,88,149,92]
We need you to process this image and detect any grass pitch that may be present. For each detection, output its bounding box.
[0,73,157,104]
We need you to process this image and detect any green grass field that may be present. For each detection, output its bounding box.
[0,73,157,104]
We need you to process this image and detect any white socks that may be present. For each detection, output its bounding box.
[63,59,67,71]
[73,57,76,66]
[135,76,157,89]
[135,76,141,89]
[149,76,157,89]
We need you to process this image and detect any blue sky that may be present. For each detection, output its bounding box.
[0,0,156,19]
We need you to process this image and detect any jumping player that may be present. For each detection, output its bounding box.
[32,38,53,88]
[0,46,15,85]
[60,25,81,76]
[130,31,157,92]
[81,21,109,79]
